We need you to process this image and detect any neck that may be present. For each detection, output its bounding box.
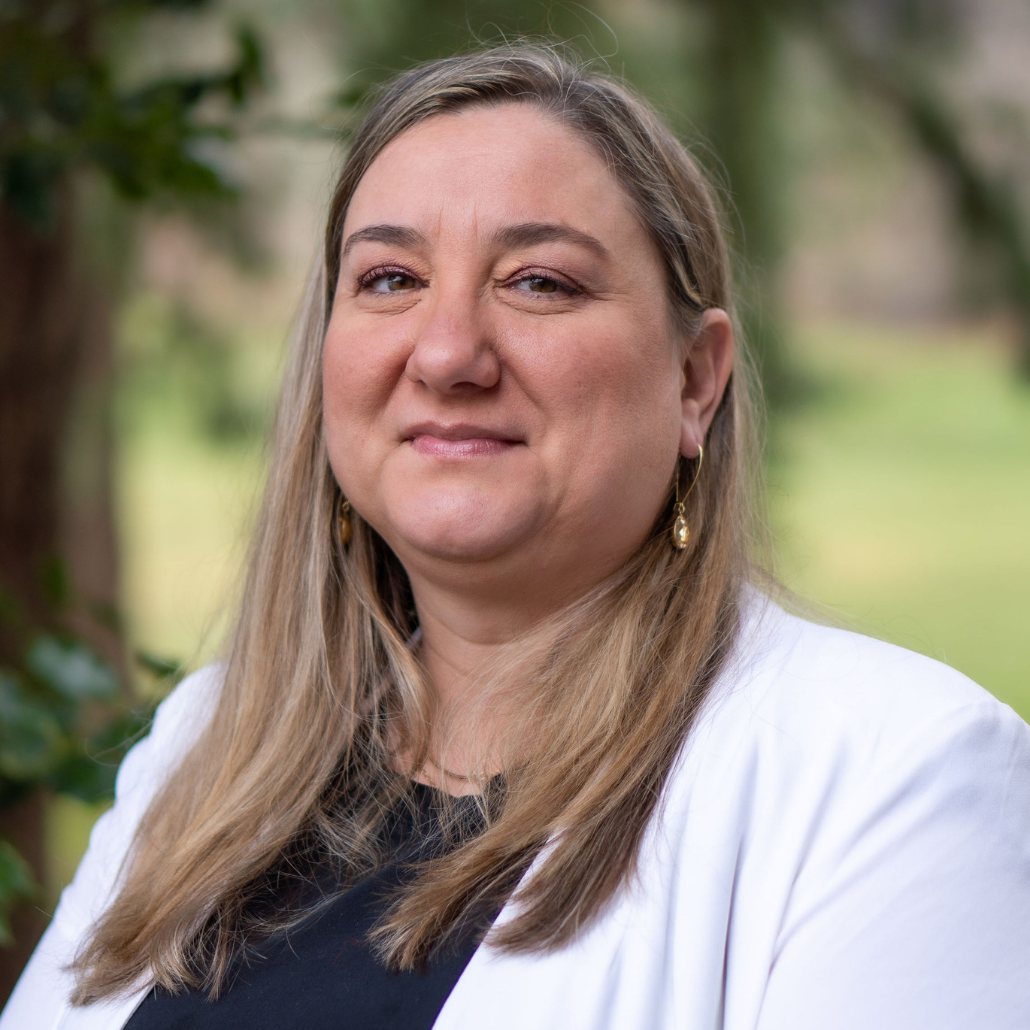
[412,581,530,713]
[403,566,586,776]
[396,534,646,776]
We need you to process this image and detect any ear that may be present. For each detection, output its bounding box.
[680,308,734,459]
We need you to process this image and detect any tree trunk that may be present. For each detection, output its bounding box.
[0,192,82,630]
[0,184,121,1000]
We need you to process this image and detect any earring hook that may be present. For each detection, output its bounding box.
[671,444,703,550]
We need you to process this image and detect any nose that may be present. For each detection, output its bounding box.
[405,288,501,395]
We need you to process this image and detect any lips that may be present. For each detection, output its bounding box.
[403,422,523,458]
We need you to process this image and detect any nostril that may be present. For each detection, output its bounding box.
[406,332,501,393]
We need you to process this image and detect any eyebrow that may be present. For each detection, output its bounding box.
[342,224,428,256]
[341,221,610,260]
[494,222,609,258]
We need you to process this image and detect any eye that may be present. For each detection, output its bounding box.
[361,268,421,293]
[510,274,576,296]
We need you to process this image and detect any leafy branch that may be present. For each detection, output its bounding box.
[0,0,265,229]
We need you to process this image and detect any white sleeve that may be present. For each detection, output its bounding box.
[756,699,1030,1030]
[0,666,221,1030]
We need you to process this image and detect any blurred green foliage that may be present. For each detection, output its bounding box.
[4,636,120,797]
[0,843,32,947]
[0,623,161,943]
[0,0,264,228]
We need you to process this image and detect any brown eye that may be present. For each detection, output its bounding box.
[366,272,419,293]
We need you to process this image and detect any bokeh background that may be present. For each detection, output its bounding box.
[1,0,1028,1000]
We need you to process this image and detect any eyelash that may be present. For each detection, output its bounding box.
[358,265,421,290]
[506,270,581,297]
[355,264,582,297]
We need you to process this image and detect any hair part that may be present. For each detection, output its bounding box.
[71,41,765,1002]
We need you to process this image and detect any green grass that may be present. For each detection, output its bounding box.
[769,322,1030,718]
[45,319,1030,897]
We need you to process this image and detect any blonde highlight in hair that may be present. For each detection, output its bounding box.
[71,42,765,1002]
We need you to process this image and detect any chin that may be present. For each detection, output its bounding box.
[384,492,541,564]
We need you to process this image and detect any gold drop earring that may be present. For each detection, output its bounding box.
[337,496,352,548]
[671,444,703,551]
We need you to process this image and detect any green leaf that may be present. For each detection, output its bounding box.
[0,587,19,627]
[0,673,66,780]
[49,753,118,804]
[0,840,35,947]
[40,554,70,610]
[87,600,123,636]
[25,636,119,701]
[135,649,182,681]
[51,707,152,803]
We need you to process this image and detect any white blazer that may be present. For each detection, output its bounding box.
[4,595,1030,1030]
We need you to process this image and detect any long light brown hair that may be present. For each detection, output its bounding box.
[72,42,765,1002]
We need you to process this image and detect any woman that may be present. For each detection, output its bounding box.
[4,44,1029,1030]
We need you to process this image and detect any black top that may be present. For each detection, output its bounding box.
[126,783,490,1030]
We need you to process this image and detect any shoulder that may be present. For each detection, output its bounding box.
[657,591,1030,873]
[115,663,224,800]
[644,595,1030,1013]
[707,591,1026,774]
[658,592,1030,903]
[676,596,1030,1028]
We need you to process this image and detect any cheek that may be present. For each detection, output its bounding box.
[548,323,681,453]
[592,367,681,501]
[323,312,402,419]
[321,318,404,489]
[520,317,683,518]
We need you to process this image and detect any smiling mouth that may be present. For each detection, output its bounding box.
[405,423,523,458]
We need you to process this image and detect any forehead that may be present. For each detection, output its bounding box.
[343,104,648,247]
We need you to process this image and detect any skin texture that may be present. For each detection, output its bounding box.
[322,104,733,784]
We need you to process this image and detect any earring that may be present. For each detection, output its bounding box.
[671,444,703,551]
[337,496,352,548]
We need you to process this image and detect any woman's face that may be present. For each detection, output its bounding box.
[323,104,712,609]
